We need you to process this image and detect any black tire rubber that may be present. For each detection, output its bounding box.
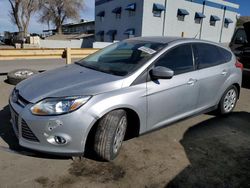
[7,69,39,85]
[218,85,238,115]
[94,110,127,161]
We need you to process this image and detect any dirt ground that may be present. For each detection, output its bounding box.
[0,72,250,188]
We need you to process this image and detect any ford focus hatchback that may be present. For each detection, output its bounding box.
[9,37,242,161]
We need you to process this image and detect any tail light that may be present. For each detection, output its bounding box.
[235,60,243,71]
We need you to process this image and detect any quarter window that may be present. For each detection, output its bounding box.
[155,44,194,75]
[193,43,226,69]
[218,47,232,63]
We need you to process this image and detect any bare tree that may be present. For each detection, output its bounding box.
[8,0,38,36]
[38,0,84,34]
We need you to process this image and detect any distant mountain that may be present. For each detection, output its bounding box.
[237,16,250,26]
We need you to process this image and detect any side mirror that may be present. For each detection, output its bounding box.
[235,37,245,44]
[150,66,174,80]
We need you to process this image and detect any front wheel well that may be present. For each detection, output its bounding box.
[84,108,140,153]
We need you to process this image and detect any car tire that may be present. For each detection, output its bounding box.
[7,69,39,85]
[218,85,238,114]
[94,110,127,161]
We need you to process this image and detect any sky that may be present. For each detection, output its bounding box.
[0,0,249,34]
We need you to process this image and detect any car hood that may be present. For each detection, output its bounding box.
[16,64,124,103]
[244,22,250,43]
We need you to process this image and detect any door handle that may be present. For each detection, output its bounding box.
[187,79,197,85]
[221,70,227,76]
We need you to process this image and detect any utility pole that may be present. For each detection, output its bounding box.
[219,6,226,43]
[199,1,206,39]
[162,0,168,36]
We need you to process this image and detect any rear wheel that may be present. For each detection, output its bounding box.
[218,85,238,114]
[94,110,127,161]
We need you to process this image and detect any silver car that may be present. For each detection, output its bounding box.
[9,37,243,161]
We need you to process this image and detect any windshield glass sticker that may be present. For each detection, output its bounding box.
[138,46,157,55]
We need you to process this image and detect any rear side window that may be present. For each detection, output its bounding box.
[193,43,226,69]
[155,44,194,75]
[218,47,232,62]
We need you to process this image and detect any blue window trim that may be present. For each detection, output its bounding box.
[125,3,136,11]
[185,0,239,13]
[112,7,122,14]
[96,0,113,6]
[225,18,233,24]
[124,28,135,35]
[177,9,190,16]
[210,15,221,22]
[96,0,239,13]
[106,30,117,35]
[97,11,105,17]
[96,31,104,35]
[153,3,166,11]
[195,12,206,19]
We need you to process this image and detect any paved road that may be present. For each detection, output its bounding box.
[0,73,249,187]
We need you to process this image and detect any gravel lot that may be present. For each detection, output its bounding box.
[0,71,250,188]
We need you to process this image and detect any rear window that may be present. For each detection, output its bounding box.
[193,43,229,69]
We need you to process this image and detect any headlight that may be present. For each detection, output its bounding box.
[30,96,91,116]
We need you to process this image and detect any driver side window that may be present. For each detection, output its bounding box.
[155,44,194,75]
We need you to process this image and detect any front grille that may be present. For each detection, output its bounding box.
[12,89,29,108]
[21,120,40,142]
[17,94,29,107]
[14,112,19,132]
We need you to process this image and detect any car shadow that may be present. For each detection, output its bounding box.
[166,112,250,188]
[0,105,69,160]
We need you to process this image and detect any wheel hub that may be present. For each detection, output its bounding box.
[223,89,237,112]
[14,70,34,77]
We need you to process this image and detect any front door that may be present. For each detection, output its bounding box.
[146,44,199,130]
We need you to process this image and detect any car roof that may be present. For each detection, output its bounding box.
[126,36,231,50]
[127,36,190,44]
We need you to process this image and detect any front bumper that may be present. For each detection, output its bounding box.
[9,98,97,156]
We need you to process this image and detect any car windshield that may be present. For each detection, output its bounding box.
[76,40,165,76]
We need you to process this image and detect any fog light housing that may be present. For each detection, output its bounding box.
[54,136,67,145]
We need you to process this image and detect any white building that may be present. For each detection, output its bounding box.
[95,0,239,43]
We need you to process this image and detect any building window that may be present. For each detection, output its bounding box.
[106,30,117,42]
[97,31,104,42]
[125,3,136,17]
[194,12,205,24]
[177,9,189,21]
[124,28,135,39]
[112,7,122,19]
[195,18,202,24]
[224,18,233,28]
[210,15,220,26]
[97,11,105,21]
[152,3,165,18]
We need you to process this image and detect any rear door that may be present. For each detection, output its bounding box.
[146,44,200,130]
[193,43,231,110]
